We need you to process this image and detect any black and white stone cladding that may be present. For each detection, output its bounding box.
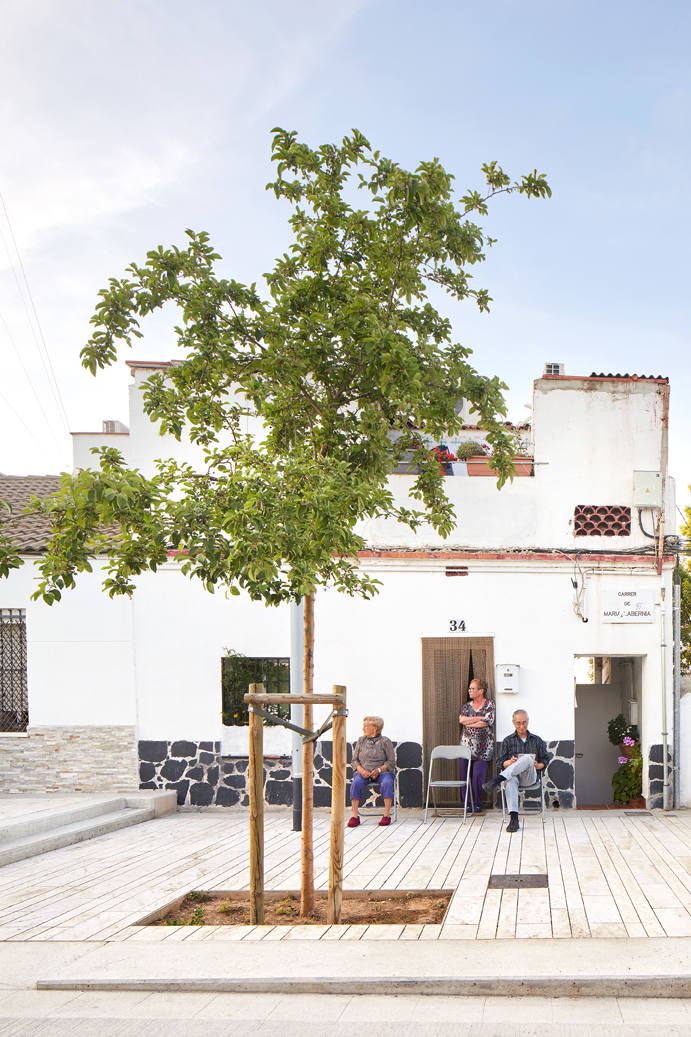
[647,743,669,810]
[139,737,576,809]
[537,740,575,809]
[138,738,424,807]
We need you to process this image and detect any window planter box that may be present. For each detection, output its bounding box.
[466,456,533,477]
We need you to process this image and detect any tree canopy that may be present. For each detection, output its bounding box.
[3,128,551,606]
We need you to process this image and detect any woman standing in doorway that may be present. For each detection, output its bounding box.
[459,678,495,814]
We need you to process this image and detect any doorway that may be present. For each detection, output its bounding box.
[574,656,642,806]
[421,637,494,805]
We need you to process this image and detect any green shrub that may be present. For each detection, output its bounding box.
[455,440,488,461]
[607,713,639,746]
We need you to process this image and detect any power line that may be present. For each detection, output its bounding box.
[0,189,72,437]
[0,388,58,461]
[0,307,68,463]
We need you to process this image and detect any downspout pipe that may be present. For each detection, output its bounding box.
[673,559,681,809]
[661,589,671,810]
[290,599,304,831]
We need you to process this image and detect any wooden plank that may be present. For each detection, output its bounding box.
[248,685,265,925]
[244,694,344,705]
[301,590,315,917]
[328,686,347,924]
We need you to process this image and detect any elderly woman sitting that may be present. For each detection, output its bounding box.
[348,716,396,827]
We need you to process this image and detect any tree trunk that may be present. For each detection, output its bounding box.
[300,590,315,917]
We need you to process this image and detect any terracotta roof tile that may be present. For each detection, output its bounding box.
[0,475,61,553]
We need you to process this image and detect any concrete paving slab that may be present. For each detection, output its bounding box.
[30,936,691,998]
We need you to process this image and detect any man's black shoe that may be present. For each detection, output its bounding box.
[506,816,520,834]
[482,775,503,794]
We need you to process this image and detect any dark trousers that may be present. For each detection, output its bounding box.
[460,758,489,810]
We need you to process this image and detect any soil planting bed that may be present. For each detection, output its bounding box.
[147,889,452,927]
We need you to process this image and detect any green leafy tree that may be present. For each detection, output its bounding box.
[22,128,549,607]
[3,128,550,920]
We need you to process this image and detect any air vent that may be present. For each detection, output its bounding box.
[574,505,631,537]
[102,420,130,434]
[445,567,469,577]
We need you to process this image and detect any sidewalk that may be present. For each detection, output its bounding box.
[0,800,690,1002]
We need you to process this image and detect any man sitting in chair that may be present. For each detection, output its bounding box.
[483,709,550,834]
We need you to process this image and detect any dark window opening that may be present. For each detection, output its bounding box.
[574,505,631,537]
[221,654,290,727]
[0,608,28,732]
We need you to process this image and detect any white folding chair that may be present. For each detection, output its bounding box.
[499,768,546,823]
[424,745,474,822]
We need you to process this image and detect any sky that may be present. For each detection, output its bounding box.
[0,0,689,512]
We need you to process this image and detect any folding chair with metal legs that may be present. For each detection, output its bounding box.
[499,768,546,822]
[424,744,474,822]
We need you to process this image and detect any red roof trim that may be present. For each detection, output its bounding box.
[357,551,674,564]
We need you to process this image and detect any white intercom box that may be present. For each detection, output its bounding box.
[496,663,520,694]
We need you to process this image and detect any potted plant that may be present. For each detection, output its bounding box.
[608,714,643,806]
[455,440,492,477]
[430,445,457,475]
[607,713,640,754]
[612,742,644,807]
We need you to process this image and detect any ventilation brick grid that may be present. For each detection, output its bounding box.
[574,505,631,537]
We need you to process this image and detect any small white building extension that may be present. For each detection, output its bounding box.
[0,363,683,811]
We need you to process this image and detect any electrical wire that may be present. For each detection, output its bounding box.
[0,308,68,462]
[0,188,71,437]
[638,508,656,539]
[0,388,57,459]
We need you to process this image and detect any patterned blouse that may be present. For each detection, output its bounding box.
[459,699,495,761]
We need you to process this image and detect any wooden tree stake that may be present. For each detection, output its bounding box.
[248,684,264,925]
[301,590,315,917]
[328,685,347,924]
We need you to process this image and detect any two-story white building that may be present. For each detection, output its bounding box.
[0,363,682,812]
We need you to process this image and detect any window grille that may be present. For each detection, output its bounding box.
[0,609,28,732]
[221,654,290,727]
[574,505,631,537]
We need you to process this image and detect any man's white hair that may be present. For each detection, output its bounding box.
[512,709,529,722]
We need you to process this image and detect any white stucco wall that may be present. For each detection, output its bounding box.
[0,559,136,727]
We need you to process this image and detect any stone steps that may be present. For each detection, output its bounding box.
[0,791,176,867]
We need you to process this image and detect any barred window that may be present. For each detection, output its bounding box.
[221,654,290,727]
[574,505,631,537]
[0,609,28,732]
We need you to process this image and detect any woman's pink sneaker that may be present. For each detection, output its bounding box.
[378,816,391,826]
[347,816,360,828]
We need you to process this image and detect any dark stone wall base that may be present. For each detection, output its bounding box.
[648,743,670,809]
[139,737,578,810]
[139,738,425,807]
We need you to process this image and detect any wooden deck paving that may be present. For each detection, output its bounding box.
[0,809,691,941]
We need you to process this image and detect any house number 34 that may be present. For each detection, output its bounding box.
[449,620,466,632]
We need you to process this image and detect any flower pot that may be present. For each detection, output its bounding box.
[465,455,494,477]
[626,797,646,809]
[619,742,639,759]
[513,457,534,477]
[466,455,533,477]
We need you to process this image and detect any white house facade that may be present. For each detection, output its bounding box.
[0,363,683,812]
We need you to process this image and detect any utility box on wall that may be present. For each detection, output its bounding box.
[496,663,520,694]
[633,471,662,508]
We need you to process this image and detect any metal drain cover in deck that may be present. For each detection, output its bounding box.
[488,874,548,889]
[625,811,652,816]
